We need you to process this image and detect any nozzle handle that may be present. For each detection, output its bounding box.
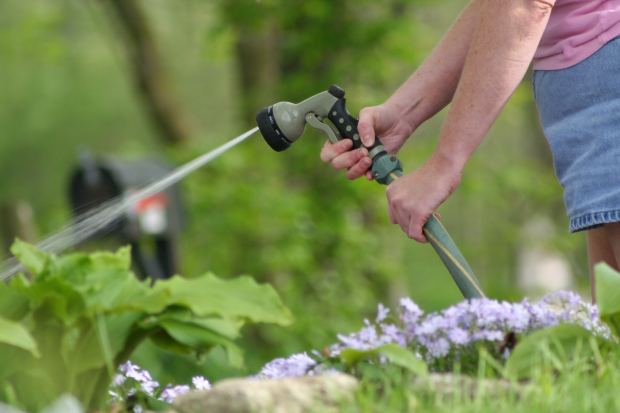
[326,86,402,185]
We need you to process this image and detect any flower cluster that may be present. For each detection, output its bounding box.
[110,291,609,405]
[109,361,211,411]
[258,352,318,379]
[335,291,608,360]
[260,291,609,377]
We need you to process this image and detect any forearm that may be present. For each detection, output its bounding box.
[436,0,554,170]
[386,0,482,128]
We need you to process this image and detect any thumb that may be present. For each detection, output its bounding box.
[358,107,377,147]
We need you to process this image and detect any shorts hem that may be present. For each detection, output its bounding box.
[569,210,620,233]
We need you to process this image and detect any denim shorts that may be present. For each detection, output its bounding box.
[533,36,620,232]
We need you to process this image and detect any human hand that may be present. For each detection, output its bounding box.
[319,103,415,180]
[386,153,461,242]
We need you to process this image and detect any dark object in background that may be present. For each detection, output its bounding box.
[68,151,185,280]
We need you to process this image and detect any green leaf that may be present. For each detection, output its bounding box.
[67,313,141,375]
[0,242,292,410]
[11,239,49,275]
[147,273,293,325]
[0,282,29,320]
[376,344,428,376]
[595,263,620,337]
[158,319,244,367]
[340,344,427,376]
[0,316,39,357]
[139,309,242,340]
[505,324,598,379]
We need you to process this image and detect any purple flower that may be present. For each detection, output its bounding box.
[116,361,160,396]
[257,290,610,378]
[192,375,211,390]
[376,303,390,323]
[426,337,450,358]
[447,328,469,345]
[380,323,407,347]
[399,297,423,327]
[113,373,126,387]
[140,379,159,396]
[259,353,317,379]
[159,384,190,403]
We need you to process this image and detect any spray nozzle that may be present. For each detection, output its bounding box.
[256,84,403,185]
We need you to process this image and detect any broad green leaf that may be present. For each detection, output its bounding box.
[66,313,141,375]
[376,344,427,376]
[0,283,29,320]
[0,316,39,357]
[0,342,32,381]
[26,278,85,325]
[89,247,131,271]
[340,344,427,376]
[0,242,291,410]
[596,263,620,315]
[159,319,244,367]
[595,263,620,337]
[339,348,374,365]
[506,324,599,379]
[147,273,293,325]
[139,309,242,339]
[11,239,49,276]
[149,329,194,355]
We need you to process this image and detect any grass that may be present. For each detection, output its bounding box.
[334,347,620,413]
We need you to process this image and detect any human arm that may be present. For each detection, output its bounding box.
[387,0,555,242]
[320,0,484,177]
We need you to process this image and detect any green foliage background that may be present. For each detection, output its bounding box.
[0,0,588,384]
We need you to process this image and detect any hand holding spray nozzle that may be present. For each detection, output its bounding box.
[256,85,485,299]
[256,85,402,185]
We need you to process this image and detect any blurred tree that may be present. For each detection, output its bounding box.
[102,0,192,145]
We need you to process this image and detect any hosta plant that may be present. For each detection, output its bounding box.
[0,240,292,412]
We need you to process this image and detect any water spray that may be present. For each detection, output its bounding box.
[0,127,258,281]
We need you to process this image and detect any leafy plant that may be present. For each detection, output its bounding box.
[504,263,620,379]
[0,240,292,412]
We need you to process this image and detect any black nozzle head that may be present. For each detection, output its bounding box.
[256,106,291,152]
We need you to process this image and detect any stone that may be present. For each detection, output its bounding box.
[173,373,358,413]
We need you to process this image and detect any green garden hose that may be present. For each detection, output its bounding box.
[386,171,485,299]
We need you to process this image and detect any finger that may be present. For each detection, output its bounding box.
[320,139,353,163]
[407,216,428,243]
[346,157,372,180]
[366,170,374,180]
[387,201,396,224]
[332,148,367,170]
[358,108,376,147]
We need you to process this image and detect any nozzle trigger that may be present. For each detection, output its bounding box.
[305,113,340,144]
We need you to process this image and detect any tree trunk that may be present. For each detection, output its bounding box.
[234,23,281,123]
[105,0,192,145]
[0,201,38,255]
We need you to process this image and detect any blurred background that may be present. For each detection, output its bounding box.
[0,0,588,384]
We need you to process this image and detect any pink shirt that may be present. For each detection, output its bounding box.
[533,0,620,70]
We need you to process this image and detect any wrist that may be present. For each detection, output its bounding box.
[384,89,427,131]
[429,148,466,186]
